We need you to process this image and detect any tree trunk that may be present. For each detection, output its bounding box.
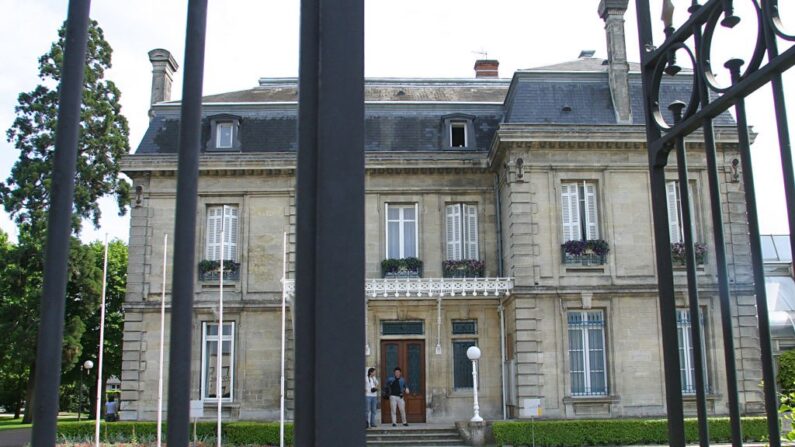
[21,363,35,424]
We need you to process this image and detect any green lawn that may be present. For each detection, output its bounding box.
[0,413,79,432]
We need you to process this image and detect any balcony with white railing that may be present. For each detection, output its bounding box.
[282,276,513,300]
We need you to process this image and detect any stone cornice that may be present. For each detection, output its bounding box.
[487,124,741,169]
[121,152,492,178]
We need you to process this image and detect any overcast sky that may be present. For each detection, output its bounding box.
[0,0,792,244]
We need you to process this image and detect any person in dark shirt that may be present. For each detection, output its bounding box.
[386,367,409,426]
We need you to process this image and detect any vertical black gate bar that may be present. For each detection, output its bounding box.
[635,2,686,445]
[725,59,781,447]
[295,0,366,445]
[671,102,710,447]
[693,21,743,445]
[761,1,795,273]
[30,1,91,445]
[166,1,207,445]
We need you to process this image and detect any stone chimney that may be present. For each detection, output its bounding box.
[598,0,632,124]
[148,49,179,108]
[474,59,499,78]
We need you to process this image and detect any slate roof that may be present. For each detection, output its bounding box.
[134,58,734,155]
[197,79,509,103]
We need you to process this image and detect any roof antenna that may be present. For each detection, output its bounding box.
[472,49,489,60]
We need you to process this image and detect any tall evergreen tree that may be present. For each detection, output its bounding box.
[0,19,130,423]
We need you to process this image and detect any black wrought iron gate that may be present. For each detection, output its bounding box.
[23,0,795,446]
[635,0,795,446]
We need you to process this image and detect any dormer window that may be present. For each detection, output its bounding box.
[442,114,475,150]
[450,122,467,147]
[208,114,241,152]
[217,122,234,149]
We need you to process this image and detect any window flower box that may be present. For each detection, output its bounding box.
[198,260,240,281]
[671,242,707,265]
[443,260,485,278]
[381,257,423,278]
[561,239,609,266]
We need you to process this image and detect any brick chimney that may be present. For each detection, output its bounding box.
[474,59,499,78]
[598,0,632,124]
[148,49,179,109]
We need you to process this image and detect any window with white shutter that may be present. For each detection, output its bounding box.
[386,204,418,258]
[445,203,479,260]
[666,181,698,244]
[206,205,239,261]
[561,181,599,242]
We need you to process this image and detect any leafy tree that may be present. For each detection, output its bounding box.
[1,19,130,238]
[0,20,130,423]
[65,239,127,417]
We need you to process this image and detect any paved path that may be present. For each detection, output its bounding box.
[0,428,30,447]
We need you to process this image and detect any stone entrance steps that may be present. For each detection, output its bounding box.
[366,426,466,447]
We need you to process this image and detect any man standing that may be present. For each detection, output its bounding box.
[386,367,410,427]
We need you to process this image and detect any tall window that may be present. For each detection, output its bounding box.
[386,204,418,258]
[568,310,607,396]
[677,309,708,394]
[206,205,239,261]
[216,122,234,149]
[453,340,477,389]
[445,204,478,260]
[201,322,235,401]
[666,180,697,244]
[561,181,599,242]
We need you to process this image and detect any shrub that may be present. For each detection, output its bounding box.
[56,421,294,446]
[492,417,768,446]
[778,349,795,397]
[561,239,610,257]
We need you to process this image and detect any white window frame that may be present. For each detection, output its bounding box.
[666,180,698,244]
[446,203,479,260]
[205,205,239,262]
[385,203,419,259]
[561,181,599,242]
[677,308,708,395]
[567,310,608,396]
[216,122,234,149]
[449,121,468,148]
[200,321,235,402]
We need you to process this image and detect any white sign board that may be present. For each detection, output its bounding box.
[520,398,542,418]
[190,400,204,419]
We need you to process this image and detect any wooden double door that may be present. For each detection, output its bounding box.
[380,340,425,423]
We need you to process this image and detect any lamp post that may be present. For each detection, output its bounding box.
[466,346,483,422]
[77,360,94,421]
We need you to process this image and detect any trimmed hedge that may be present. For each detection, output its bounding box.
[56,421,294,445]
[493,417,769,446]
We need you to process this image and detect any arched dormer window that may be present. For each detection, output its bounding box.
[441,113,476,150]
[208,114,242,152]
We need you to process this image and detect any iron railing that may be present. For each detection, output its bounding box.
[635,1,795,446]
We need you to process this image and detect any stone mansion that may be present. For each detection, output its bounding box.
[119,0,763,423]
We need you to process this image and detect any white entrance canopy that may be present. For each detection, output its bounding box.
[283,277,514,299]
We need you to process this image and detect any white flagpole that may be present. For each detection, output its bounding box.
[217,224,225,447]
[157,234,168,447]
[280,232,287,447]
[94,234,109,446]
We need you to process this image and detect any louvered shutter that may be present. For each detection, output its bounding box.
[446,204,462,260]
[583,182,599,240]
[224,206,239,262]
[666,181,682,243]
[561,184,581,242]
[464,204,479,259]
[206,206,222,260]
